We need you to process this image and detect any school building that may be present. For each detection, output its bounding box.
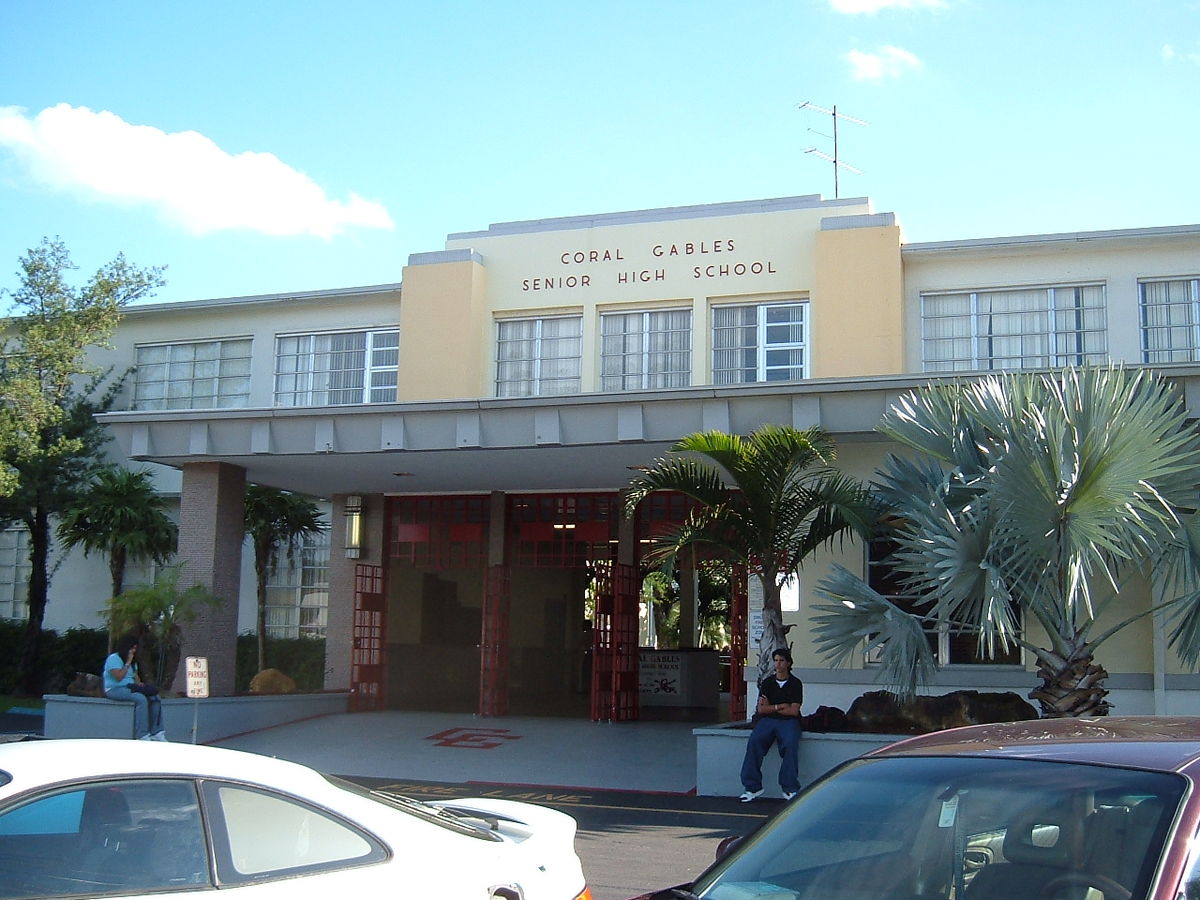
[10,193,1200,720]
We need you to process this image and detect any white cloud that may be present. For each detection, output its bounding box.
[1162,43,1200,65]
[845,46,924,80]
[0,103,394,238]
[829,0,945,13]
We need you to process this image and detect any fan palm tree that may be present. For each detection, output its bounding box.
[56,465,178,604]
[244,485,326,674]
[812,365,1200,717]
[626,425,878,681]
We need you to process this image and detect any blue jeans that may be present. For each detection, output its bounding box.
[740,716,803,793]
[105,685,163,739]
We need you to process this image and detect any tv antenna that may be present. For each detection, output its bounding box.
[798,101,868,199]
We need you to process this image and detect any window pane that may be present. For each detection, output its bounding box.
[210,784,381,879]
[923,285,1108,372]
[134,339,251,410]
[273,330,397,406]
[0,780,208,896]
[495,316,582,396]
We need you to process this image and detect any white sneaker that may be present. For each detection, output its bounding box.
[137,734,153,741]
[783,791,797,801]
[152,731,168,742]
[738,789,763,803]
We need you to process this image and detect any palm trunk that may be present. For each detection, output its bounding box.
[1028,645,1111,717]
[17,505,51,696]
[755,575,787,682]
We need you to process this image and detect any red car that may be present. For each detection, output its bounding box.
[629,716,1200,900]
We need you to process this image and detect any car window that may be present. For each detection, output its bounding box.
[0,778,209,899]
[693,756,1183,900]
[203,781,386,883]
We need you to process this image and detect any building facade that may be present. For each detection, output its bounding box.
[14,194,1200,718]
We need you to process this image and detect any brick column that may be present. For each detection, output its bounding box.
[177,462,246,697]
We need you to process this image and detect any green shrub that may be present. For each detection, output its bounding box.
[235,634,327,693]
[0,622,108,695]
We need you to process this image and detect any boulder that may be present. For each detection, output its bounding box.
[846,689,1038,734]
[66,672,103,698]
[249,668,297,695]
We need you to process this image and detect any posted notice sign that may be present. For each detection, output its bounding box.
[185,656,209,699]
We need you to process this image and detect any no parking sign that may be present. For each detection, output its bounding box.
[185,656,209,699]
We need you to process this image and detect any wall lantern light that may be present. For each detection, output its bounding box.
[344,494,364,559]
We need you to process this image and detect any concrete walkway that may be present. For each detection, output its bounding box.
[211,710,704,794]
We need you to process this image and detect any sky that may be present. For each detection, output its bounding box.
[0,0,1197,306]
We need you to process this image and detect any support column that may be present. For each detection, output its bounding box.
[177,462,246,697]
[326,493,384,692]
[479,491,510,716]
[678,549,699,648]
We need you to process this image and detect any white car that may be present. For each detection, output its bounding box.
[0,738,591,899]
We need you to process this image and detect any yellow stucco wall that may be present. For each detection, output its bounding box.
[398,257,489,400]
[813,225,904,377]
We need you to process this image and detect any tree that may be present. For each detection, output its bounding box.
[0,238,164,694]
[56,465,178,607]
[812,365,1200,717]
[106,565,218,693]
[626,425,878,681]
[243,485,326,674]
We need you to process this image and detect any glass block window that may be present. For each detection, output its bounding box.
[0,528,29,620]
[922,284,1107,372]
[600,309,691,391]
[275,329,399,406]
[495,316,582,397]
[133,339,252,410]
[265,529,330,639]
[712,301,808,384]
[1141,278,1200,363]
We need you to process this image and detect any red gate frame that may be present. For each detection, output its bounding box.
[350,564,386,712]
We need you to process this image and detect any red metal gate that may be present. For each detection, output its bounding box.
[479,565,510,717]
[590,561,640,722]
[729,566,748,721]
[350,564,386,712]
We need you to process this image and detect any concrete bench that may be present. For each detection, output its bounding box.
[693,721,904,797]
[43,692,350,743]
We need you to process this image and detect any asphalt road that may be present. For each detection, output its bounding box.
[346,776,781,900]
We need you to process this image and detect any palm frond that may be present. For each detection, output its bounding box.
[811,564,939,699]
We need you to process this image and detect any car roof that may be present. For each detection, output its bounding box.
[0,739,330,793]
[866,716,1200,775]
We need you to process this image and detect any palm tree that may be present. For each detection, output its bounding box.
[243,485,326,674]
[57,465,178,604]
[812,365,1200,717]
[626,425,878,681]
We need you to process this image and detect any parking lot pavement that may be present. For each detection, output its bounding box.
[346,775,780,900]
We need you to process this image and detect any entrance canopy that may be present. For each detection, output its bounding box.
[97,374,911,498]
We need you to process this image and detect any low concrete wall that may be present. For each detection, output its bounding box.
[43,692,350,744]
[694,721,905,797]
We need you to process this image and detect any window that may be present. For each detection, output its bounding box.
[203,782,385,882]
[0,779,209,895]
[265,529,330,639]
[866,539,1021,666]
[275,329,399,406]
[712,302,808,384]
[600,309,691,390]
[133,339,252,410]
[0,528,29,621]
[1141,278,1200,363]
[495,316,582,397]
[922,284,1107,372]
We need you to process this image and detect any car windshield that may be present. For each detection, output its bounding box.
[692,755,1185,900]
